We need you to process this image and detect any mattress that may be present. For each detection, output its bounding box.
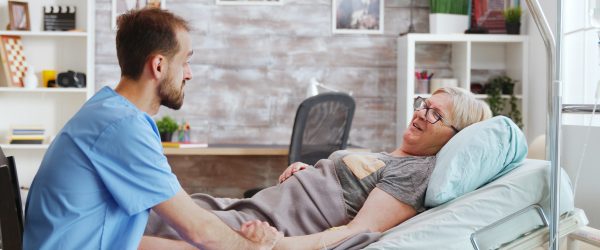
[364,159,575,249]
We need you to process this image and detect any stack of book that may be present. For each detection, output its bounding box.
[9,127,45,144]
[162,142,207,148]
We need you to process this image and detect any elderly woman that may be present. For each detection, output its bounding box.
[141,87,492,249]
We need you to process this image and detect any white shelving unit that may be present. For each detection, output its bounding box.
[396,34,528,146]
[0,0,95,196]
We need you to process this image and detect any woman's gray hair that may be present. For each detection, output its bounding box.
[432,87,492,131]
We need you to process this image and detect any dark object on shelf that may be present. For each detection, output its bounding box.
[503,6,522,35]
[9,139,43,144]
[465,26,489,34]
[470,83,484,94]
[505,22,521,34]
[57,70,86,88]
[244,92,356,198]
[47,79,56,88]
[43,6,76,31]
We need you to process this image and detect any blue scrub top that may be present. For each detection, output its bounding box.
[23,87,181,250]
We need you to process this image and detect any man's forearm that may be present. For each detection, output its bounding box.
[152,190,261,250]
[274,226,360,250]
[187,210,258,249]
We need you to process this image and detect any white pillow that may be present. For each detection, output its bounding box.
[424,116,528,207]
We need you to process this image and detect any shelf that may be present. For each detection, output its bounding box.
[0,87,87,93]
[405,33,527,43]
[0,144,49,150]
[0,30,87,37]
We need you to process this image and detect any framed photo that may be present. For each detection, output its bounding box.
[216,0,283,5]
[112,0,167,29]
[332,0,384,34]
[8,1,30,31]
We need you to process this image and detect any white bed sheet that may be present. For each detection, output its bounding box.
[364,159,575,250]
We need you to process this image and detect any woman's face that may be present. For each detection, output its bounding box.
[401,93,456,156]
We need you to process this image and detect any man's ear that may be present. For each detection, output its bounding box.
[149,54,165,80]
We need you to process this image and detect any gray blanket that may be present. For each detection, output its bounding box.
[145,159,381,249]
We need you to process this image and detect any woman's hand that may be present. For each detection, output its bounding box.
[278,162,311,183]
[239,220,283,250]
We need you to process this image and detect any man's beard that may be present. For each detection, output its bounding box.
[158,74,185,110]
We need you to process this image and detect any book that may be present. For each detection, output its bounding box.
[162,142,208,148]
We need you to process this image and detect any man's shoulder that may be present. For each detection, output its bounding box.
[66,91,153,140]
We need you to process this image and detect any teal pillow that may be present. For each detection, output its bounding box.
[424,116,528,207]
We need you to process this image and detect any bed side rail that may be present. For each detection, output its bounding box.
[567,226,600,249]
[498,209,588,250]
[471,205,548,250]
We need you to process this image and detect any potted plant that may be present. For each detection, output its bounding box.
[429,0,470,34]
[155,116,178,142]
[503,6,522,34]
[485,75,523,128]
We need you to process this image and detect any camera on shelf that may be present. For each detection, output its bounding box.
[57,70,86,88]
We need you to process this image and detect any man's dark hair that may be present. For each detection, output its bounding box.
[116,8,190,80]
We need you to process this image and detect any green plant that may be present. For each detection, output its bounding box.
[156,116,179,134]
[430,0,469,15]
[503,6,522,24]
[485,75,523,128]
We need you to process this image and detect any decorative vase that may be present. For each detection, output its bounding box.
[505,22,521,34]
[24,66,39,89]
[160,132,173,142]
[429,13,469,34]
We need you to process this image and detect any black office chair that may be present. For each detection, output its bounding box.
[287,92,355,165]
[0,147,24,250]
[243,93,356,198]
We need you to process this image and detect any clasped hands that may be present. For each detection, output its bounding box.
[237,162,311,249]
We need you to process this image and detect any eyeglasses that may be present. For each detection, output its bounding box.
[413,96,460,133]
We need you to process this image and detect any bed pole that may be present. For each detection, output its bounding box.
[523,0,563,249]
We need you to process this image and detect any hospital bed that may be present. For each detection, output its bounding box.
[363,159,598,250]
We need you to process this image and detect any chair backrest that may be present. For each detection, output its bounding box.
[288,92,355,165]
[0,147,23,250]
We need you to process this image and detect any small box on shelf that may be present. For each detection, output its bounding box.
[43,6,76,31]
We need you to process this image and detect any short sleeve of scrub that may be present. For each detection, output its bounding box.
[89,114,181,216]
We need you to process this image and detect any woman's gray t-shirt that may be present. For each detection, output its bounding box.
[328,150,436,219]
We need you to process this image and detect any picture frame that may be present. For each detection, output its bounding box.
[112,0,167,29]
[216,0,283,5]
[8,1,30,31]
[332,0,384,34]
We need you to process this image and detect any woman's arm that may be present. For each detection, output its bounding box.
[274,187,417,249]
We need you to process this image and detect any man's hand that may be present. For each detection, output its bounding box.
[278,162,311,183]
[239,220,283,250]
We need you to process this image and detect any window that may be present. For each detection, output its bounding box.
[563,0,600,126]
